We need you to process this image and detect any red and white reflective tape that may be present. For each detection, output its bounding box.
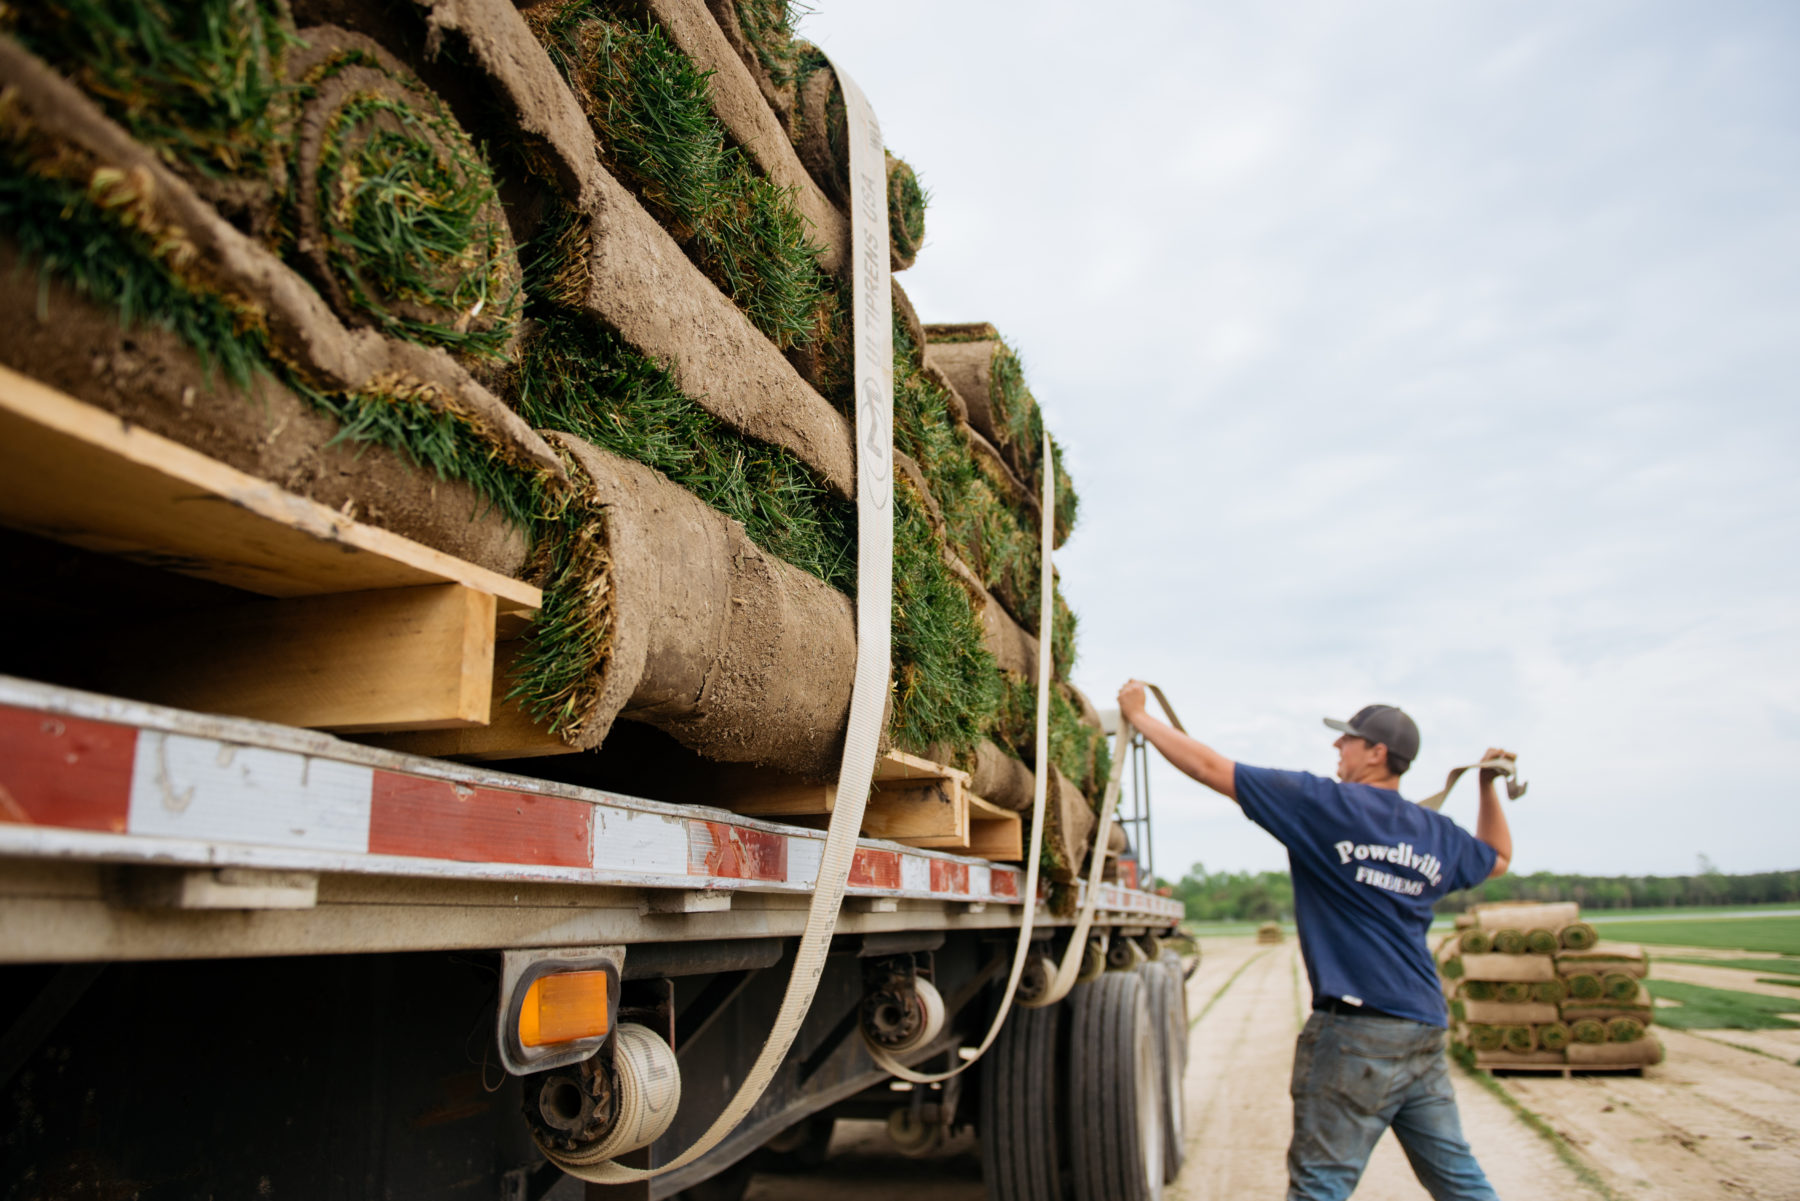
[0,676,1181,922]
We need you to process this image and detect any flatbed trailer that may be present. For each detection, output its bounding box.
[0,674,1186,1200]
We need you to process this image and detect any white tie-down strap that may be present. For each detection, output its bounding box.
[561,54,893,1185]
[1416,756,1527,811]
[864,430,1057,1083]
[1026,685,1183,1009]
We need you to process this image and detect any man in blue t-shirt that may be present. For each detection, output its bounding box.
[1117,683,1514,1201]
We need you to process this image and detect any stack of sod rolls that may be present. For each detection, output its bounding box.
[0,0,1106,877]
[1439,901,1663,1070]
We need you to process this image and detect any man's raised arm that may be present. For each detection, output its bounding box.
[1117,680,1238,801]
[1476,747,1514,878]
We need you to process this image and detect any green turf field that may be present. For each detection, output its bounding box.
[1645,979,1800,1029]
[1585,916,1800,954]
[1657,955,1800,976]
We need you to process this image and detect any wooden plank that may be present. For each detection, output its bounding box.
[361,640,576,760]
[722,750,971,819]
[868,778,969,848]
[96,584,496,733]
[964,793,1023,861]
[0,366,540,611]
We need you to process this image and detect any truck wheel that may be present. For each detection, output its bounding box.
[1139,962,1187,1183]
[980,1000,1063,1201]
[1069,972,1163,1201]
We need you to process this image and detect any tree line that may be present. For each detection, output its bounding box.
[1160,864,1800,923]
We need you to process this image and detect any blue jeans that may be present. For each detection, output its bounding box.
[1287,1010,1498,1201]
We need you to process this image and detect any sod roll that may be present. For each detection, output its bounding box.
[1461,980,1496,1002]
[1441,957,1466,981]
[288,28,522,363]
[1460,1002,1559,1026]
[1538,1022,1572,1052]
[545,434,855,772]
[1556,945,1648,977]
[1502,1025,1536,1053]
[1471,901,1580,931]
[1603,972,1641,1003]
[1559,921,1598,950]
[1459,929,1494,955]
[1466,1024,1504,1053]
[1606,1017,1646,1043]
[1456,954,1556,983]
[1525,929,1559,956]
[1532,978,1569,1005]
[968,739,1036,812]
[1566,1038,1664,1067]
[1567,973,1603,1001]
[1570,1018,1606,1045]
[1491,929,1527,955]
[1496,981,1533,1005]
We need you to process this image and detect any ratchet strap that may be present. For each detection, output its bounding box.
[1025,684,1185,1009]
[560,55,893,1185]
[1416,756,1527,811]
[863,428,1058,1083]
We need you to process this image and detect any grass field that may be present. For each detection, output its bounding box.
[1646,979,1800,1029]
[1658,956,1800,975]
[1584,916,1800,954]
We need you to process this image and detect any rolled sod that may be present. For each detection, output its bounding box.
[1537,1022,1573,1052]
[1441,957,1466,981]
[1603,972,1641,1003]
[1459,929,1494,955]
[1461,980,1496,1002]
[1532,978,1569,1005]
[1496,981,1533,1005]
[1450,1000,1467,1023]
[1568,973,1604,1001]
[1502,1025,1536,1054]
[1570,1018,1607,1045]
[1606,1017,1646,1044]
[1491,929,1527,955]
[288,27,523,363]
[1466,1024,1504,1053]
[1472,901,1580,931]
[1559,922,1599,950]
[1525,929,1559,956]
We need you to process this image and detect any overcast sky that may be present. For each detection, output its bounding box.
[804,1,1800,879]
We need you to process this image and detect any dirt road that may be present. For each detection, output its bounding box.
[745,936,1800,1200]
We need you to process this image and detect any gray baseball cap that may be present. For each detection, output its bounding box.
[1324,704,1420,762]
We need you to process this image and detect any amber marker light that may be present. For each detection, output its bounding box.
[518,970,611,1047]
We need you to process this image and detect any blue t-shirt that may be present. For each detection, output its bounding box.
[1235,765,1497,1027]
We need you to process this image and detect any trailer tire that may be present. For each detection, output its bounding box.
[1158,949,1191,1065]
[979,999,1063,1201]
[1069,972,1163,1201]
[1139,962,1187,1183]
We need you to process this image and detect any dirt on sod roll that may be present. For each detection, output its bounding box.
[1470,901,1580,931]
[968,740,1037,812]
[545,433,855,775]
[0,246,532,579]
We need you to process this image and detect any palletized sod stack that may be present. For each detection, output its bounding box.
[0,0,1107,878]
[1437,901,1664,1071]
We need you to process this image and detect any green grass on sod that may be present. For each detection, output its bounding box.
[1583,916,1800,955]
[1645,979,1800,1030]
[1657,956,1800,976]
[1760,978,1800,989]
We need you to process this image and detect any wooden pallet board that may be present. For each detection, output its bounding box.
[0,366,540,611]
